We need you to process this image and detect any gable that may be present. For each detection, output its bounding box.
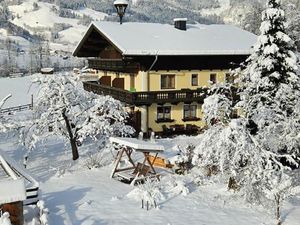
[73,24,123,58]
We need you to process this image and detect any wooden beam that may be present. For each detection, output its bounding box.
[110,148,125,178]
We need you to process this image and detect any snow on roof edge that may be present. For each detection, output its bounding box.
[122,49,252,56]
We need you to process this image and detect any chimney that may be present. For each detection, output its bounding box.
[174,18,187,31]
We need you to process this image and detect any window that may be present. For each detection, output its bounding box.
[157,106,171,121]
[183,104,197,120]
[225,73,234,83]
[191,74,198,86]
[210,73,217,84]
[161,75,175,89]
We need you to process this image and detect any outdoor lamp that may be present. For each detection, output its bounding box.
[113,0,129,24]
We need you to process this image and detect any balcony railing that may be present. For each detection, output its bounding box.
[83,82,208,106]
[88,59,140,73]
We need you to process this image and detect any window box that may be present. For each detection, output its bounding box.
[155,118,175,123]
[182,117,200,122]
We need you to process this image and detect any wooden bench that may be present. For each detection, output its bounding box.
[147,155,173,169]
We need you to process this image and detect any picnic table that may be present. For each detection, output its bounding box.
[110,137,165,185]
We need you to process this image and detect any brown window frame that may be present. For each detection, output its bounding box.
[183,104,197,120]
[210,73,217,84]
[161,74,175,89]
[191,74,198,86]
[156,106,173,122]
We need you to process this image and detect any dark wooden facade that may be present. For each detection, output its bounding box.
[1,201,24,225]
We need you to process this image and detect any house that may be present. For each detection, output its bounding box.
[73,19,256,134]
[0,150,39,225]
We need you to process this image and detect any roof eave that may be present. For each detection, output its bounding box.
[123,51,252,57]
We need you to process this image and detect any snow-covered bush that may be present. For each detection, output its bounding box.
[36,200,49,225]
[172,144,195,175]
[163,175,191,197]
[83,152,105,169]
[26,73,134,160]
[127,178,165,210]
[0,212,12,225]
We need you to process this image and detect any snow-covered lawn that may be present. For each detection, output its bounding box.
[0,75,38,108]
[0,135,278,225]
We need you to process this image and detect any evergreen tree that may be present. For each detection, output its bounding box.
[238,0,300,164]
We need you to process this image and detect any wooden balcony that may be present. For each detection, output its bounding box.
[88,59,140,73]
[83,82,208,106]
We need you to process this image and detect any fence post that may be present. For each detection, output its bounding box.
[31,94,34,109]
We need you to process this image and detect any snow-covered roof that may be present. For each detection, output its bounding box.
[74,21,257,56]
[0,179,26,204]
[110,137,164,152]
[0,150,39,195]
[113,0,129,5]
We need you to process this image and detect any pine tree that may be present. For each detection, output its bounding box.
[238,0,300,164]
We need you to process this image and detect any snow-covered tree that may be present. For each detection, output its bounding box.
[29,73,133,160]
[238,0,300,166]
[202,84,234,126]
[193,0,300,206]
[285,1,300,50]
[0,94,15,133]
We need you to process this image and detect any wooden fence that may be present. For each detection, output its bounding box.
[0,95,33,114]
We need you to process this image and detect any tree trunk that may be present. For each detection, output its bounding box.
[275,194,282,225]
[62,110,79,160]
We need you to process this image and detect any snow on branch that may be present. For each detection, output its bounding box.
[0,94,12,110]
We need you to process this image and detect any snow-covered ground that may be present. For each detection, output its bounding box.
[1,75,300,225]
[0,134,273,225]
[0,75,38,108]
